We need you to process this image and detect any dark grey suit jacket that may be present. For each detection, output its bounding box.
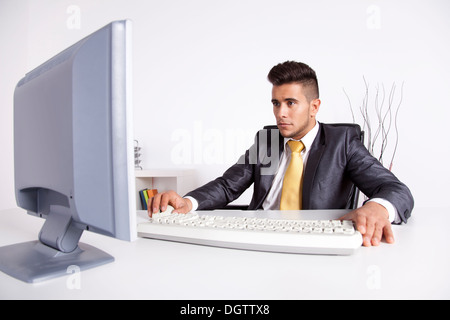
[186,123,414,224]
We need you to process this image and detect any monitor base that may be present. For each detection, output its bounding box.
[0,240,114,283]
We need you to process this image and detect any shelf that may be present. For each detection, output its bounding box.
[134,168,195,210]
[135,168,195,178]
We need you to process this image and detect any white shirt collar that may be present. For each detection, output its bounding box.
[283,121,319,153]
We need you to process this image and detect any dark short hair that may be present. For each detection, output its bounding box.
[267,61,319,100]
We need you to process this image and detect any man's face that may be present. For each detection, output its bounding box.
[272,83,320,140]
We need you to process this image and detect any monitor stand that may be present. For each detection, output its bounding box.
[0,206,114,283]
[0,241,114,283]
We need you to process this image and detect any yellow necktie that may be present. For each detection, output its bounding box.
[280,140,305,210]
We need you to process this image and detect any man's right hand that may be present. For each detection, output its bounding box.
[148,190,193,217]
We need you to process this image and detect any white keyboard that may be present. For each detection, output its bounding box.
[138,211,363,255]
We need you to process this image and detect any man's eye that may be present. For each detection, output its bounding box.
[287,101,295,106]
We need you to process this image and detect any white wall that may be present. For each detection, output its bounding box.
[1,0,449,211]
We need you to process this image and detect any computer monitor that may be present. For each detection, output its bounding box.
[0,20,136,283]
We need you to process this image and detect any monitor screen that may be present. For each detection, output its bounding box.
[0,20,136,283]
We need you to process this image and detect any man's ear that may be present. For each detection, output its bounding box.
[310,98,321,117]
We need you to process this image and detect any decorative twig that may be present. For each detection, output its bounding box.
[371,83,385,158]
[361,77,371,151]
[389,82,404,171]
[344,78,404,171]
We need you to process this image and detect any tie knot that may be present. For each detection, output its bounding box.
[288,140,304,154]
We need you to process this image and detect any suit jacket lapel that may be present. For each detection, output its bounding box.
[302,123,326,209]
[252,127,284,209]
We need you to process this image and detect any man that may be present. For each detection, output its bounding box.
[150,61,414,247]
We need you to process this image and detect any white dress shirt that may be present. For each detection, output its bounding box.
[262,121,319,210]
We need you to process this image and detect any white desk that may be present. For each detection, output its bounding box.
[0,207,449,300]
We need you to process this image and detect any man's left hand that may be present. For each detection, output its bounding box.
[339,201,395,247]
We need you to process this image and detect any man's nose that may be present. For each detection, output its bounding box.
[277,104,288,118]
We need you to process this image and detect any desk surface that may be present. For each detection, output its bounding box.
[0,207,449,300]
